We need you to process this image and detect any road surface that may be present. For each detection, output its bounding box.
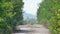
[12,24,50,34]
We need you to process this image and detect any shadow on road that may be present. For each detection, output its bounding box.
[13,30,32,33]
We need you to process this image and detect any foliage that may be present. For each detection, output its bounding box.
[23,19,38,25]
[37,0,60,34]
[0,0,23,34]
[11,0,24,25]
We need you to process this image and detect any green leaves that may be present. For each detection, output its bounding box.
[37,0,60,34]
[0,0,23,34]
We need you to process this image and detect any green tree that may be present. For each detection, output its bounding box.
[0,0,24,34]
[0,0,14,34]
[37,0,60,34]
[37,0,52,25]
[11,0,24,31]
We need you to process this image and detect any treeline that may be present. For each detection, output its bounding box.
[0,0,23,34]
[23,19,38,25]
[37,0,60,34]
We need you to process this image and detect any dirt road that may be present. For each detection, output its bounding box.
[12,24,50,34]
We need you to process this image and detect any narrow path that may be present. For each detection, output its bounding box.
[12,24,50,34]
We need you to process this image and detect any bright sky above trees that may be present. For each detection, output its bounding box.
[23,0,42,16]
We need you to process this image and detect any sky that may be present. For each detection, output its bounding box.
[23,0,42,16]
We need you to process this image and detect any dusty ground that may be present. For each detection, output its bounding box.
[12,24,50,34]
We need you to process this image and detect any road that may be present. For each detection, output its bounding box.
[12,24,50,34]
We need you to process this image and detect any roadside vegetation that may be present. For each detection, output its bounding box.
[37,0,60,34]
[0,0,23,34]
